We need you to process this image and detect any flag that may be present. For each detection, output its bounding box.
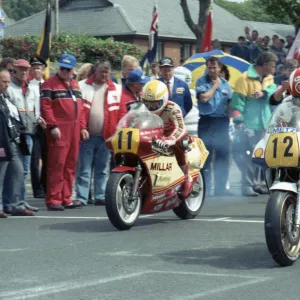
[140,5,159,69]
[287,29,300,60]
[36,0,52,79]
[200,10,213,53]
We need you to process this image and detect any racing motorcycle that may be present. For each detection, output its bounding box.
[252,96,300,266]
[105,103,209,230]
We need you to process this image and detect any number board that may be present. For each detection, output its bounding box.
[265,133,299,167]
[111,128,140,154]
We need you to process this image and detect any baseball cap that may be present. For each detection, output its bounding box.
[159,57,174,67]
[30,56,47,67]
[58,53,76,69]
[127,69,150,84]
[14,59,31,68]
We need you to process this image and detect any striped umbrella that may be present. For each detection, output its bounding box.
[183,50,250,90]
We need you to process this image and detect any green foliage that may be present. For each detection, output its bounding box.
[2,0,48,21]
[214,0,292,25]
[0,33,144,69]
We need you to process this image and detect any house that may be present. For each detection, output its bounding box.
[4,0,295,65]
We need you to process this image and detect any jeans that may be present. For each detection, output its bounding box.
[0,142,25,210]
[198,115,230,194]
[22,134,33,200]
[76,136,110,204]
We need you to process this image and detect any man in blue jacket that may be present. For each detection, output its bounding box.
[158,57,192,116]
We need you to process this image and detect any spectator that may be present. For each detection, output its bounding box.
[262,36,270,50]
[250,37,264,63]
[279,39,286,50]
[231,52,278,196]
[274,59,297,86]
[0,58,16,76]
[158,57,193,116]
[150,61,160,79]
[0,68,35,216]
[29,56,48,198]
[270,38,286,66]
[6,59,40,207]
[196,57,233,197]
[40,53,89,211]
[120,55,139,87]
[211,39,221,50]
[121,68,150,110]
[285,35,294,52]
[77,63,93,82]
[244,26,251,43]
[230,36,251,62]
[250,30,259,43]
[271,34,279,46]
[75,60,125,206]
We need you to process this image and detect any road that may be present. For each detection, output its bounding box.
[1,186,300,300]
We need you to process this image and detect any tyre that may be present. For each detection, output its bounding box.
[105,172,141,230]
[173,170,205,219]
[265,191,300,266]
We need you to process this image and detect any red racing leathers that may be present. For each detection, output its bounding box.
[40,74,87,206]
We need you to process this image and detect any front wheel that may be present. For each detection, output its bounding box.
[105,172,141,230]
[265,191,300,266]
[173,170,205,219]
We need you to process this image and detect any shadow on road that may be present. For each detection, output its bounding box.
[160,243,278,270]
[38,218,176,233]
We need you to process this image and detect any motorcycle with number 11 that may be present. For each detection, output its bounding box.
[105,103,209,230]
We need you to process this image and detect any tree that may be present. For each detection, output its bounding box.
[261,0,300,34]
[214,0,291,25]
[180,0,211,53]
[2,0,47,21]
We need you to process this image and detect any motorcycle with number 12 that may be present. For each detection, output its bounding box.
[105,103,209,230]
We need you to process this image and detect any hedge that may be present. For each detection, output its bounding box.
[0,33,144,69]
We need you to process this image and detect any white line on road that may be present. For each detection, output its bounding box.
[174,277,271,300]
[0,271,149,300]
[8,215,264,223]
[0,248,27,252]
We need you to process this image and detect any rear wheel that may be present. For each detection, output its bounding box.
[173,170,205,219]
[105,172,141,230]
[265,191,300,266]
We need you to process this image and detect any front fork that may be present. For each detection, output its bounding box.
[294,178,300,229]
[129,164,142,202]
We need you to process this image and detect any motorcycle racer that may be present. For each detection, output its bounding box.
[141,80,193,198]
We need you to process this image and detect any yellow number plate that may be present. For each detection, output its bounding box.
[265,133,299,167]
[111,128,140,154]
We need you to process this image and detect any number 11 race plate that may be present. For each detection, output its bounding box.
[265,133,299,167]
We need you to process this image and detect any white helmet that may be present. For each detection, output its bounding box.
[174,66,192,87]
[142,80,168,114]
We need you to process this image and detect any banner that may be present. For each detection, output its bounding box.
[287,29,300,60]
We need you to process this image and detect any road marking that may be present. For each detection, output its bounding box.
[0,271,149,300]
[173,277,270,300]
[8,215,264,223]
[0,248,27,252]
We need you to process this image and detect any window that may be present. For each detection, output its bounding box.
[155,41,163,61]
[180,44,191,63]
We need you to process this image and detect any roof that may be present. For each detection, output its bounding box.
[4,0,296,43]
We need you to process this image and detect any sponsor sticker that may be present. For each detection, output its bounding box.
[272,127,296,133]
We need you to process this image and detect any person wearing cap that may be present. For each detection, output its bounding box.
[121,68,150,110]
[29,56,48,198]
[5,59,40,212]
[40,53,89,211]
[75,59,125,206]
[158,57,193,117]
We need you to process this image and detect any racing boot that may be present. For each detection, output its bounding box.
[180,164,193,199]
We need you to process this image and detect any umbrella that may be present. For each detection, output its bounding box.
[183,50,250,90]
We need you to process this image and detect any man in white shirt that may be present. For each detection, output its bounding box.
[29,56,47,198]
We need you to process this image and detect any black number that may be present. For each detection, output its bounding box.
[117,131,133,150]
[118,131,122,149]
[283,136,293,157]
[272,137,278,158]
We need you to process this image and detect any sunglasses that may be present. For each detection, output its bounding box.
[60,67,72,72]
[8,69,14,73]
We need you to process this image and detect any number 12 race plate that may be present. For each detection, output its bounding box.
[265,133,299,167]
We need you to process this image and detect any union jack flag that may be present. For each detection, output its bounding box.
[140,5,159,68]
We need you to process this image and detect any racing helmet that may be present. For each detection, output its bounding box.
[289,68,300,97]
[142,80,168,114]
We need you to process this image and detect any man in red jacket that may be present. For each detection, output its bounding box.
[40,54,89,211]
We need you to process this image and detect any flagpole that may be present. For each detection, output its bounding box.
[55,0,59,35]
